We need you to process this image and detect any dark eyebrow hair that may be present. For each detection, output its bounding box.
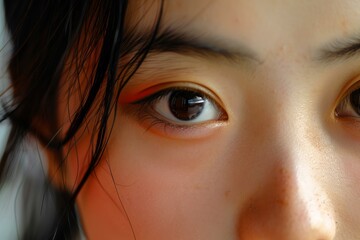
[146,28,261,63]
[317,33,360,62]
[130,28,360,65]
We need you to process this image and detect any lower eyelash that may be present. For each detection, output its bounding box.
[134,104,198,131]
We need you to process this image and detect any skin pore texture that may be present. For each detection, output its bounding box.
[52,0,360,239]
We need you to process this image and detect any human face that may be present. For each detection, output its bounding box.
[60,0,360,239]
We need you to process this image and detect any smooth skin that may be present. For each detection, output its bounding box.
[52,0,360,239]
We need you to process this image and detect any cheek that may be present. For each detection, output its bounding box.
[341,155,360,223]
[59,121,218,236]
[105,119,234,238]
[345,156,360,189]
[324,136,360,234]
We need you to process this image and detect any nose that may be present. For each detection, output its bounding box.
[236,161,336,240]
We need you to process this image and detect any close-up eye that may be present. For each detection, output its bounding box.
[134,87,228,127]
[335,86,360,118]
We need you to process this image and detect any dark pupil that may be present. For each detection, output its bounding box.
[350,88,360,114]
[169,90,205,121]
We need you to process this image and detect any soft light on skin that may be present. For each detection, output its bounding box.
[52,0,360,239]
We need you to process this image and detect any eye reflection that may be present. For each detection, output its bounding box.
[133,87,228,127]
[168,90,205,121]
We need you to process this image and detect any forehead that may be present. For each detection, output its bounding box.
[162,0,360,32]
[130,0,360,56]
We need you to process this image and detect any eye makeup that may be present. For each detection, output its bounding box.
[121,84,228,139]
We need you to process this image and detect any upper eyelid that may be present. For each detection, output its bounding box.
[342,79,360,93]
[132,88,174,105]
[131,85,223,108]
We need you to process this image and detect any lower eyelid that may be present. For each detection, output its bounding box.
[133,112,227,139]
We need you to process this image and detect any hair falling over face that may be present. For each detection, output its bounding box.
[3,0,360,239]
[0,0,163,238]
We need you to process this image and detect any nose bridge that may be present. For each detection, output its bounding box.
[236,104,336,239]
[235,78,339,238]
[237,160,336,238]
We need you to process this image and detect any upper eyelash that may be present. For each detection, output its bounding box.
[132,88,175,106]
[128,86,227,130]
[131,86,218,108]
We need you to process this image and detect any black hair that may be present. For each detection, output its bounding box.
[0,0,163,239]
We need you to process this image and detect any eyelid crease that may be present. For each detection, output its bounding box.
[126,81,226,109]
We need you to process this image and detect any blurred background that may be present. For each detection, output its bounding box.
[0,0,18,238]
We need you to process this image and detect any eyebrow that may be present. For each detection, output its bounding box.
[146,28,261,63]
[317,32,360,63]
[133,28,360,65]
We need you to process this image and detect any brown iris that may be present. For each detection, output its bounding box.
[169,90,205,121]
